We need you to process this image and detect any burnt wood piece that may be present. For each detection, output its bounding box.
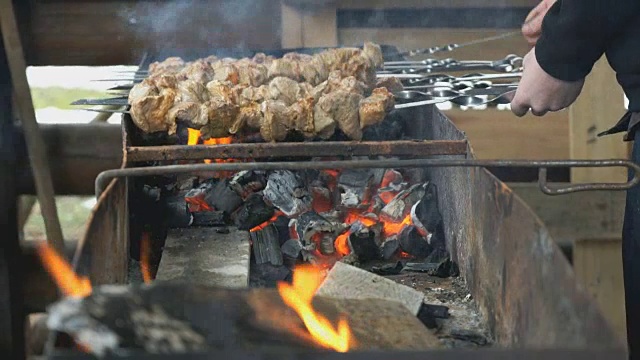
[370,261,404,276]
[46,283,441,356]
[210,179,244,215]
[380,183,427,223]
[411,182,442,235]
[263,170,312,217]
[125,140,468,162]
[234,193,275,231]
[295,211,336,254]
[250,224,283,266]
[348,222,382,262]
[398,225,432,258]
[156,227,250,288]
[229,170,267,198]
[192,211,228,227]
[316,262,425,316]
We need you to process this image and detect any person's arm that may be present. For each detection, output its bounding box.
[535,0,640,82]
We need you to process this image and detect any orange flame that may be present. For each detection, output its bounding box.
[187,128,200,146]
[249,211,284,232]
[382,214,412,237]
[334,231,351,257]
[277,265,353,352]
[186,128,235,177]
[36,242,92,298]
[140,233,153,284]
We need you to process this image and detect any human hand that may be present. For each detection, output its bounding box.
[510,47,585,117]
[522,0,557,46]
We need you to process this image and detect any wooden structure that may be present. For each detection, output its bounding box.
[0,0,631,355]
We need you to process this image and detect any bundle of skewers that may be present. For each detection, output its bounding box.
[72,42,522,142]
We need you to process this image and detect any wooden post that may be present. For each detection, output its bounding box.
[281,1,338,48]
[569,56,630,183]
[0,0,65,252]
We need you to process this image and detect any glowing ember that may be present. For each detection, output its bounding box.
[277,265,353,352]
[140,233,153,284]
[202,136,233,164]
[249,211,284,232]
[36,242,92,298]
[187,128,200,146]
[334,231,351,257]
[382,214,412,237]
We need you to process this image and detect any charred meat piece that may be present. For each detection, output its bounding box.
[315,90,364,140]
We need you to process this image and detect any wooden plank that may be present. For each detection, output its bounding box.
[569,57,630,183]
[316,262,425,315]
[445,109,569,160]
[0,0,64,252]
[281,2,338,48]
[281,3,304,48]
[508,183,624,246]
[573,238,626,343]
[26,0,282,66]
[156,227,250,289]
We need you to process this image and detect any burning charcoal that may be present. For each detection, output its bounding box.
[380,183,427,223]
[163,194,193,228]
[309,180,333,213]
[411,182,442,237]
[263,170,312,217]
[398,225,433,258]
[371,261,404,276]
[370,195,386,213]
[281,239,303,259]
[234,193,275,231]
[229,170,267,198]
[378,169,407,204]
[209,179,244,214]
[380,236,400,260]
[337,169,382,208]
[295,211,336,255]
[192,211,228,227]
[250,224,283,266]
[184,180,216,212]
[348,222,381,262]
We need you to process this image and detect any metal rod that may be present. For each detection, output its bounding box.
[95,158,640,199]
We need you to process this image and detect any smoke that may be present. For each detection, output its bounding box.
[118,0,275,55]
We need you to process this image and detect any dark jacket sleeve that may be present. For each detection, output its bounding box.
[535,0,640,81]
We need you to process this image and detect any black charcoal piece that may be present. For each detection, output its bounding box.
[215,227,230,234]
[413,182,443,234]
[192,211,228,227]
[281,239,303,259]
[380,236,400,260]
[250,224,283,266]
[176,176,199,191]
[272,215,293,246]
[417,303,450,330]
[362,116,404,141]
[163,194,193,228]
[348,223,381,262]
[263,170,312,217]
[403,262,439,273]
[380,183,427,223]
[229,170,267,198]
[234,193,275,231]
[449,329,489,346]
[209,179,244,214]
[398,225,433,258]
[184,180,217,212]
[249,263,292,288]
[295,211,336,254]
[428,256,460,278]
[337,169,381,208]
[370,261,404,276]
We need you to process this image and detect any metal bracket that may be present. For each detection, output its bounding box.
[94,158,640,199]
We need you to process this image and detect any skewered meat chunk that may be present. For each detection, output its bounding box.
[129,85,177,134]
[200,97,238,139]
[166,102,209,130]
[237,102,263,130]
[260,100,291,142]
[268,77,311,106]
[359,87,396,129]
[177,59,215,83]
[236,61,268,87]
[212,64,240,85]
[148,57,185,74]
[376,77,404,93]
[315,90,364,141]
[363,42,384,68]
[177,80,209,103]
[267,58,302,82]
[252,52,275,65]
